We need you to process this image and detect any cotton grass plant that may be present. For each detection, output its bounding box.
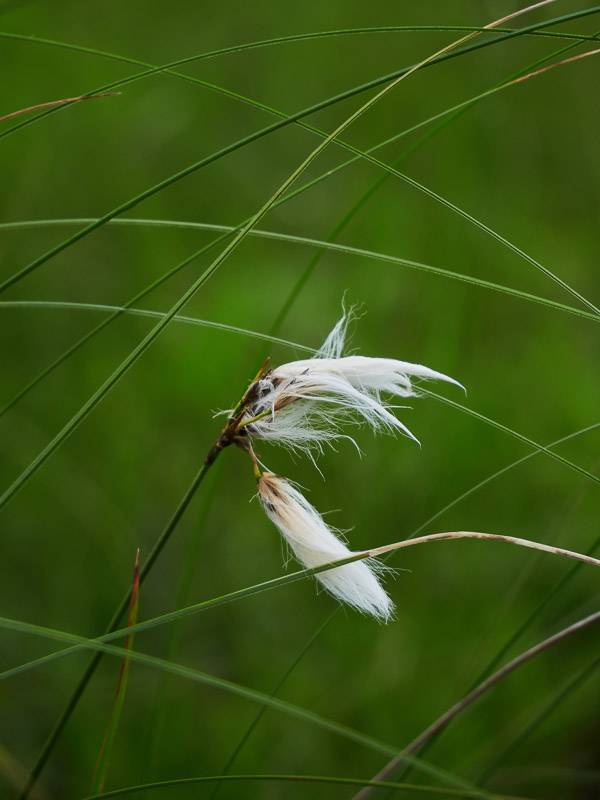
[1,2,599,799]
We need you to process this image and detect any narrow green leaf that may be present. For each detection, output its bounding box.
[81,772,501,799]
[2,223,598,324]
[1,9,598,293]
[3,529,598,685]
[0,616,495,798]
[477,657,600,785]
[88,551,140,795]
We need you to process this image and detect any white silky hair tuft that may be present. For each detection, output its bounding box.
[257,472,394,621]
[240,308,463,449]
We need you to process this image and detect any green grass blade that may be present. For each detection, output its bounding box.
[477,656,600,786]
[404,424,600,543]
[5,21,599,419]
[4,527,598,685]
[0,620,495,798]
[88,552,140,795]
[1,9,598,294]
[208,612,339,800]
[16,461,211,799]
[353,612,600,800]
[2,13,598,140]
[82,772,501,799]
[2,221,598,324]
[0,299,314,352]
[421,389,600,486]
[0,553,405,683]
[0,15,490,508]
[263,22,600,351]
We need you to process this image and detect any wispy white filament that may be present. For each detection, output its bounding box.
[257,472,393,621]
[240,309,462,450]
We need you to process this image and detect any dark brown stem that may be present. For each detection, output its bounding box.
[204,408,248,465]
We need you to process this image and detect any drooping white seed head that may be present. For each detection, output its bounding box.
[257,472,393,621]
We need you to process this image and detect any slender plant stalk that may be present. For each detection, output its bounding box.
[263,20,600,350]
[5,26,600,422]
[208,612,339,800]
[2,11,597,144]
[2,616,499,799]
[10,5,597,795]
[209,425,600,794]
[144,465,221,780]
[351,610,600,800]
[0,8,501,506]
[0,93,118,123]
[368,531,600,567]
[81,772,513,800]
[477,656,600,785]
[5,527,599,685]
[18,461,212,799]
[4,527,598,800]
[88,551,140,795]
[1,7,597,295]
[6,527,598,799]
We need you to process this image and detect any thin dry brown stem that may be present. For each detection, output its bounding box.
[352,610,600,800]
[0,93,120,124]
[490,0,555,28]
[510,46,600,85]
[367,531,600,568]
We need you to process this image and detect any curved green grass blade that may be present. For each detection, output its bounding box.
[0,15,501,511]
[1,55,596,316]
[0,299,314,352]
[2,14,598,139]
[4,29,598,422]
[1,9,598,294]
[0,618,495,799]
[207,423,600,797]
[477,656,600,786]
[82,772,500,799]
[420,389,600,487]
[208,613,339,800]
[468,528,600,695]
[263,22,600,352]
[88,552,140,795]
[353,611,600,800]
[0,553,403,682]
[16,460,211,800]
[2,220,598,324]
[4,525,598,684]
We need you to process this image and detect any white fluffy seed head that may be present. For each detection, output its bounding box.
[239,309,463,450]
[257,472,394,621]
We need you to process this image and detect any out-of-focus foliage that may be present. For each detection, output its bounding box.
[1,1,598,798]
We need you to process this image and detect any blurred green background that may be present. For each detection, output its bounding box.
[1,1,599,798]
